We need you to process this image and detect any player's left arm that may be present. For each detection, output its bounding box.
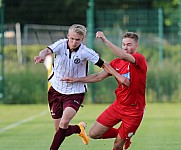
[62,63,130,86]
[61,70,109,83]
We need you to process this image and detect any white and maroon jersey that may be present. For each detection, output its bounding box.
[48,39,104,94]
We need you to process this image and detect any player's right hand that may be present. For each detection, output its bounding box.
[116,75,130,87]
[34,56,44,64]
[61,77,77,83]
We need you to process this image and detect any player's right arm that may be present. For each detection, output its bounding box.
[103,63,130,86]
[34,48,53,64]
[61,70,109,83]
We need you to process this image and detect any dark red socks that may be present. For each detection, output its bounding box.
[50,128,67,150]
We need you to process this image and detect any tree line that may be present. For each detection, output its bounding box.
[4,0,180,28]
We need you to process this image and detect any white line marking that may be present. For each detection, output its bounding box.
[0,110,48,133]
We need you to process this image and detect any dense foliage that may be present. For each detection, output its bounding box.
[1,0,181,104]
[2,45,47,104]
[4,0,180,29]
[1,44,180,104]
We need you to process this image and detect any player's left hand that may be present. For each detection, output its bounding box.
[96,31,107,42]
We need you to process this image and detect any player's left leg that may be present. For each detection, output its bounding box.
[112,134,126,150]
[123,139,131,150]
[53,119,61,131]
[77,122,89,145]
[112,136,131,150]
[115,108,144,150]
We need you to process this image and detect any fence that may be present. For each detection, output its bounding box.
[0,0,4,99]
[93,8,180,103]
[2,7,181,103]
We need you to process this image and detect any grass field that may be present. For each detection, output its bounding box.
[0,103,181,150]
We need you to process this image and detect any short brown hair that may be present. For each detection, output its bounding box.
[122,32,139,43]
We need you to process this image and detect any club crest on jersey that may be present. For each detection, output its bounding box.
[74,58,81,64]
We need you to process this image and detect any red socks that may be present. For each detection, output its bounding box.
[102,128,119,139]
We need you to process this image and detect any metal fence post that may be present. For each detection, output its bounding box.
[158,8,163,64]
[86,0,95,103]
[0,0,4,100]
[179,0,181,101]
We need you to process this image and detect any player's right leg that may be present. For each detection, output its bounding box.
[89,103,119,139]
[50,107,77,150]
[53,119,61,131]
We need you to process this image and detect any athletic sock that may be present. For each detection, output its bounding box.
[66,125,81,136]
[50,127,67,150]
[102,128,119,139]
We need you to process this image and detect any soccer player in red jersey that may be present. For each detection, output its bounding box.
[62,31,147,150]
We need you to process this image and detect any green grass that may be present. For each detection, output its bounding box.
[0,103,181,150]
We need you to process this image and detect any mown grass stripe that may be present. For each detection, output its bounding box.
[0,110,47,133]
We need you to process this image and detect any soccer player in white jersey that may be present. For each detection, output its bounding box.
[34,24,127,150]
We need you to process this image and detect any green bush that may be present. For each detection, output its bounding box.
[146,61,179,103]
[3,61,47,104]
[1,44,180,104]
[4,45,46,63]
[2,45,48,104]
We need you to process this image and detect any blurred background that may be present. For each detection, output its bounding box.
[0,0,181,104]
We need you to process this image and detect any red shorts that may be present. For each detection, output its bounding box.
[97,101,145,140]
[48,86,85,119]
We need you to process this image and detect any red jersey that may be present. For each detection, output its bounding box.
[110,52,147,109]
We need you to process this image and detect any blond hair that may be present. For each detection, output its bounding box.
[68,24,87,37]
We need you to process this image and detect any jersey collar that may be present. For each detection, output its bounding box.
[67,41,81,52]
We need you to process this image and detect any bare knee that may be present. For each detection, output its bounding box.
[89,121,109,139]
[89,129,102,139]
[89,129,97,139]
[59,119,70,128]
